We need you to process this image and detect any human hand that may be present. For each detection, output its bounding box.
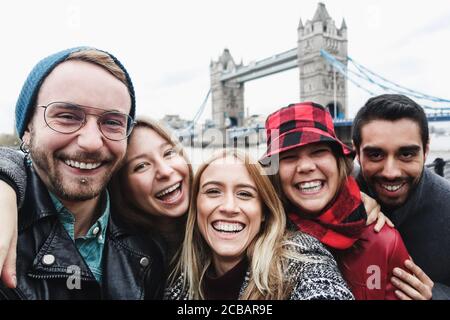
[361,192,394,232]
[391,259,433,300]
[0,181,18,288]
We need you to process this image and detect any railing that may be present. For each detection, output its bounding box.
[426,158,450,179]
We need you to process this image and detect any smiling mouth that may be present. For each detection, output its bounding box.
[155,182,183,203]
[63,159,103,170]
[212,221,245,233]
[379,182,405,193]
[295,180,324,194]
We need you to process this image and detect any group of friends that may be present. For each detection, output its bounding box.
[0,46,449,300]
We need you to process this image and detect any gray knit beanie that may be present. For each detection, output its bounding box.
[15,46,136,138]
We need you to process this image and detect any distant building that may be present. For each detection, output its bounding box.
[160,115,191,130]
[244,114,266,128]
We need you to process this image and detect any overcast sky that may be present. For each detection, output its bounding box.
[1,0,450,134]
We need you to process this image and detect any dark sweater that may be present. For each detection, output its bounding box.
[357,168,450,299]
[203,258,248,300]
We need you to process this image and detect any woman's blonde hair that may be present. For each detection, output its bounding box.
[109,117,193,256]
[171,148,303,300]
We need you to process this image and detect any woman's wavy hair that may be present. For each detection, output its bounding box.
[170,148,304,300]
[109,117,193,257]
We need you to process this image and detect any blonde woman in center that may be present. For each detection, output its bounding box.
[165,149,353,300]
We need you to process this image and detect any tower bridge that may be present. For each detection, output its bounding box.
[177,2,450,150]
[210,2,348,130]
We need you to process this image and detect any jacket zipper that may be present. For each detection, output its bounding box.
[28,273,95,282]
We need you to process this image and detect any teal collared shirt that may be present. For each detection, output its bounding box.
[49,191,110,282]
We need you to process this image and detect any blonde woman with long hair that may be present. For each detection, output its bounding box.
[165,149,353,300]
[109,117,193,259]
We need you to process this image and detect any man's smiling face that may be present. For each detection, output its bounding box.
[23,60,131,201]
[357,118,428,210]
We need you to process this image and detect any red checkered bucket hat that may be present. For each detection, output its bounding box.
[262,102,354,161]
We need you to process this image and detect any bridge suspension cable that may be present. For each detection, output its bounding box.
[320,49,450,111]
[176,88,211,136]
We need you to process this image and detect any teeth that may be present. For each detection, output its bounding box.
[300,181,322,189]
[297,181,323,192]
[64,160,101,170]
[156,183,181,198]
[212,221,244,233]
[382,184,403,192]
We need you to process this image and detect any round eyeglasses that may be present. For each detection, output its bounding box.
[38,102,136,141]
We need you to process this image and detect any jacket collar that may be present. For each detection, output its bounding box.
[19,165,58,232]
[28,222,97,282]
[20,163,132,237]
[18,165,134,282]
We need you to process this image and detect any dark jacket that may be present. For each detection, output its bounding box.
[357,168,450,300]
[0,164,167,300]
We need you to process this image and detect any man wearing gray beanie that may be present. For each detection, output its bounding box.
[0,47,165,299]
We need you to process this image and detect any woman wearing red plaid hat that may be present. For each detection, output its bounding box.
[263,102,410,300]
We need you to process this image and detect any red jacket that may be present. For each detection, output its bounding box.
[333,225,410,300]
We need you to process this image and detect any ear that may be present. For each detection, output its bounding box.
[352,141,361,164]
[22,126,32,145]
[424,142,430,162]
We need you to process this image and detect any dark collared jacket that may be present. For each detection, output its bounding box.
[0,165,167,300]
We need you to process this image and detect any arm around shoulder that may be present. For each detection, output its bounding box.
[0,147,27,208]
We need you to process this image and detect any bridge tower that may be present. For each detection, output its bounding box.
[298,2,348,118]
[210,49,245,129]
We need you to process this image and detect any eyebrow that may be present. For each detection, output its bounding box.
[398,145,421,153]
[70,103,126,115]
[201,181,258,192]
[361,146,383,153]
[362,145,422,154]
[126,142,173,164]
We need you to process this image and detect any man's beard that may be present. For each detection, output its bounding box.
[366,175,421,211]
[29,136,124,202]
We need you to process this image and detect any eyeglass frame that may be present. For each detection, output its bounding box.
[37,102,137,141]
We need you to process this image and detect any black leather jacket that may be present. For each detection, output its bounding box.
[0,166,167,300]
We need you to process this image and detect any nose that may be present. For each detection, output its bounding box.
[155,159,175,180]
[296,156,316,173]
[77,117,104,152]
[381,156,402,180]
[219,193,239,215]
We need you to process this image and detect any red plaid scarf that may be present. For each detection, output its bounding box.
[288,177,366,250]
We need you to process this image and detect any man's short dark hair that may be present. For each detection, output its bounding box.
[352,94,429,152]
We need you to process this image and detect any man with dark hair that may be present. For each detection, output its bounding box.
[353,94,450,300]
